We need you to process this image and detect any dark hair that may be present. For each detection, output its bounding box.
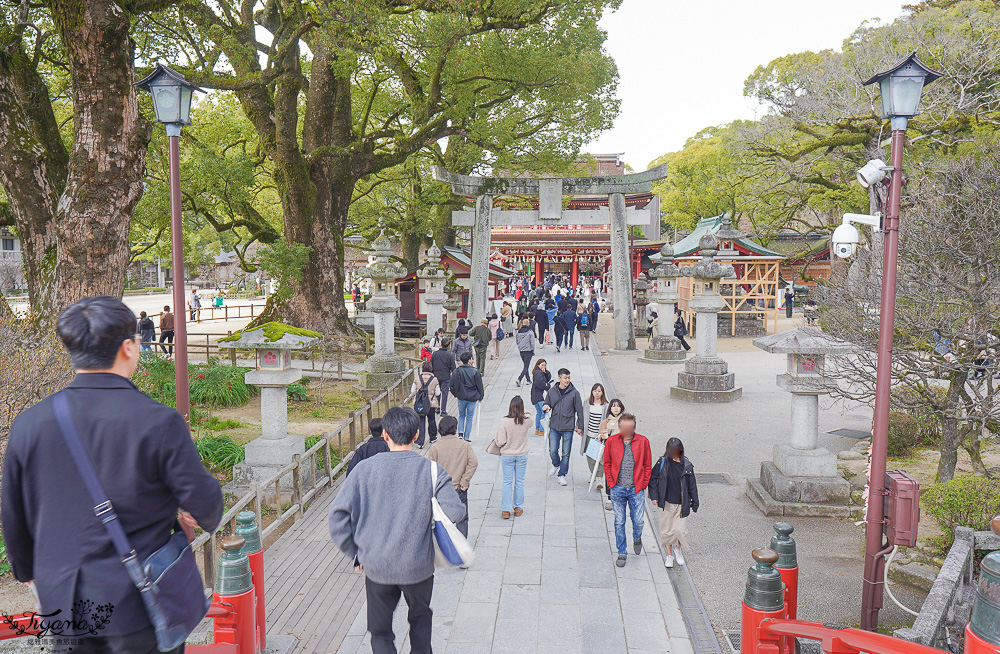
[557,368,570,377]
[436,328,445,334]
[459,351,473,364]
[457,326,469,336]
[381,407,420,445]
[139,311,147,318]
[506,396,529,425]
[441,337,451,349]
[666,437,684,459]
[588,383,606,405]
[438,414,458,436]
[421,360,433,373]
[369,417,384,440]
[164,306,171,312]
[458,319,466,327]
[57,296,137,370]
[531,358,547,375]
[607,398,625,416]
[619,412,637,427]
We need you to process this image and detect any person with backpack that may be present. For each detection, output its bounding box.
[410,361,440,448]
[488,313,502,360]
[514,318,536,388]
[431,338,456,415]
[648,437,699,568]
[674,308,691,351]
[450,351,484,441]
[577,308,593,351]
[469,318,492,375]
[588,297,600,331]
[137,311,155,352]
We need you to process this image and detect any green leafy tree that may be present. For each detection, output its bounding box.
[142,0,619,333]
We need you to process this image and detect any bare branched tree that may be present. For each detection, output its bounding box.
[819,146,1000,482]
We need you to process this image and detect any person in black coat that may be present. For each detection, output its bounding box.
[533,302,550,347]
[1,296,223,652]
[530,359,552,435]
[346,418,390,475]
[431,338,456,415]
[647,437,698,568]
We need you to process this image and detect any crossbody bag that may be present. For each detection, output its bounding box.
[52,392,209,652]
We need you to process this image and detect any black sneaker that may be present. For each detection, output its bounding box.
[616,555,627,568]
[634,540,643,555]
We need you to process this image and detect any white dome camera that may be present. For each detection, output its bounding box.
[832,223,860,258]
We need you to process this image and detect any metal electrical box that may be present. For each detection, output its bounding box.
[884,470,920,547]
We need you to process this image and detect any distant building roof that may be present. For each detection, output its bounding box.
[651,214,784,260]
[400,245,515,281]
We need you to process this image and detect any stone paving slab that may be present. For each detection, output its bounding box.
[341,333,689,653]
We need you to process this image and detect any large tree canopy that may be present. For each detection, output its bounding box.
[136,0,620,333]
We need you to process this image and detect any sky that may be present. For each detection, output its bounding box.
[585,0,909,170]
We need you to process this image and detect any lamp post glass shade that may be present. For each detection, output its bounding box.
[863,52,942,119]
[135,64,204,126]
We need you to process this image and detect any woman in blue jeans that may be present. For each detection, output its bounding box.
[494,396,532,519]
[530,359,551,436]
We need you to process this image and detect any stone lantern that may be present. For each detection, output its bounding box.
[355,229,407,395]
[633,273,651,330]
[747,326,856,516]
[417,241,449,336]
[639,243,686,365]
[443,277,463,333]
[670,234,742,402]
[218,322,320,486]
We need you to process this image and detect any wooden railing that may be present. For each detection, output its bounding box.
[190,362,422,586]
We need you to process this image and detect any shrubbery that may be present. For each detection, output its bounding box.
[133,357,254,409]
[195,435,245,471]
[923,475,1000,542]
[887,412,938,457]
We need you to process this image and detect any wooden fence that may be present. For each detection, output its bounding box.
[189,362,422,586]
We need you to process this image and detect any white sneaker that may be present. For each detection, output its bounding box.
[674,548,686,566]
[548,465,559,477]
[664,554,674,568]
[558,476,568,486]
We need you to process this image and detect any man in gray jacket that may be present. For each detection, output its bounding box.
[329,407,465,654]
[542,368,585,486]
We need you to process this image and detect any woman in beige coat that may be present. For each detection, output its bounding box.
[494,396,532,519]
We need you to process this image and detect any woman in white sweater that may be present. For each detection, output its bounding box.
[494,396,532,519]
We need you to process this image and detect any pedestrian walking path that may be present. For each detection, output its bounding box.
[339,336,692,654]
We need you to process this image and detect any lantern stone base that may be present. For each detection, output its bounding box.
[232,433,309,489]
[745,461,851,518]
[354,352,407,399]
[638,336,687,365]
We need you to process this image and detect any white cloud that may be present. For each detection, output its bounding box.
[586,0,907,169]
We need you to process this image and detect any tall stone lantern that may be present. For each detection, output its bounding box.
[747,327,856,516]
[218,323,320,486]
[355,229,407,395]
[670,234,742,402]
[639,244,686,365]
[633,273,651,331]
[443,277,463,333]
[418,241,449,335]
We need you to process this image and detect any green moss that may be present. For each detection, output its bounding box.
[218,321,322,343]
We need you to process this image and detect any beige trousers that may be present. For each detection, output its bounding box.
[578,329,591,348]
[657,502,688,551]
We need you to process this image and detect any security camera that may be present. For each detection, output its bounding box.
[832,213,882,258]
[832,223,860,259]
[856,159,890,188]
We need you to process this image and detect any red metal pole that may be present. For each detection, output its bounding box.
[168,128,191,427]
[860,128,906,631]
[535,258,543,286]
[570,257,579,287]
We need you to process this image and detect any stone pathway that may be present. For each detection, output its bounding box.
[340,335,690,654]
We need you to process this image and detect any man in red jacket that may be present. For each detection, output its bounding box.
[603,413,652,567]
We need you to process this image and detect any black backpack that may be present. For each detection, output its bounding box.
[414,375,432,416]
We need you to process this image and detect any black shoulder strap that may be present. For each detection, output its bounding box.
[52,392,149,590]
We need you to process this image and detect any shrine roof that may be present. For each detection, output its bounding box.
[399,245,515,281]
[651,214,784,260]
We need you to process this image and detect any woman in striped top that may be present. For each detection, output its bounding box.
[582,383,608,467]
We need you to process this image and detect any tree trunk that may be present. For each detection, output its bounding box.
[48,0,149,311]
[935,372,968,483]
[0,40,68,314]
